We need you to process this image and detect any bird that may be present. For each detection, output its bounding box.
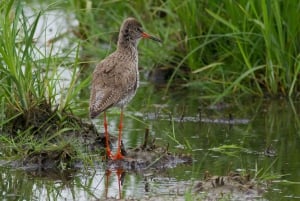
[89,17,162,160]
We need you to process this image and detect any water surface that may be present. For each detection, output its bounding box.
[1,85,300,200]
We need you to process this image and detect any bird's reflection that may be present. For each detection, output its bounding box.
[105,168,126,199]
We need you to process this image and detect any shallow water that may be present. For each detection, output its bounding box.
[1,84,300,200]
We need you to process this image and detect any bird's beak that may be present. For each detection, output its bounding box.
[142,32,162,43]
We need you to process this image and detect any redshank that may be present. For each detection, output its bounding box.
[89,18,162,160]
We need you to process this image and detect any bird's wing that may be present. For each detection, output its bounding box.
[89,56,137,118]
[89,60,116,118]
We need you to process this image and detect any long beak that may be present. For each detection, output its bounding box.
[142,32,162,43]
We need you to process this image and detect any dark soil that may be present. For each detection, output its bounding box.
[105,131,192,171]
[193,171,266,200]
[15,128,192,171]
[2,101,192,172]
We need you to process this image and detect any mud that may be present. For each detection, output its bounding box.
[193,171,266,200]
[4,115,192,172]
[105,134,192,171]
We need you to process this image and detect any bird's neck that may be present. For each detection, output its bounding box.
[117,33,139,58]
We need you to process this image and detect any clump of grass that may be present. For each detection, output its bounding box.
[0,0,95,167]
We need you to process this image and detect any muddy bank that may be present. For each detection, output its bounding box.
[105,134,192,171]
[2,116,192,172]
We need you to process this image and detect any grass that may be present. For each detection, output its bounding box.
[159,0,300,99]
[0,0,87,119]
[0,0,94,167]
[65,0,300,100]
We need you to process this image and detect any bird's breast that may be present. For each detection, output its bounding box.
[116,62,139,108]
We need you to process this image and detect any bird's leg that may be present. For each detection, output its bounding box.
[104,112,113,159]
[105,169,111,198]
[113,109,125,160]
[116,169,124,198]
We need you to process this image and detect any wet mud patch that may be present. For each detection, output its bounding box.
[1,101,100,170]
[140,171,267,201]
[105,133,192,171]
[13,132,192,172]
[192,171,267,200]
[1,103,192,172]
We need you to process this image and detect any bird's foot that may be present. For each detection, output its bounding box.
[106,147,125,160]
[112,151,125,160]
[106,148,114,159]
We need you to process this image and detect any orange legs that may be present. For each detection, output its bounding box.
[113,109,124,159]
[103,109,125,160]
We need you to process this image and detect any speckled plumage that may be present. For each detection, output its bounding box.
[90,18,141,118]
[89,17,161,160]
